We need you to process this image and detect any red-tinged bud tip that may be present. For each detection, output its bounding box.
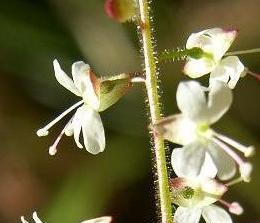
[104,0,136,23]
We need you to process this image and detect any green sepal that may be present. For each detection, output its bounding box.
[98,73,132,112]
[187,47,213,60]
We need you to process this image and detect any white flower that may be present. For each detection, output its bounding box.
[21,212,112,223]
[37,60,105,155]
[172,158,243,223]
[184,28,238,78]
[154,80,254,181]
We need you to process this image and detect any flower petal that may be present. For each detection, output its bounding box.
[80,105,105,154]
[53,59,81,96]
[154,114,197,145]
[184,57,216,78]
[72,61,100,110]
[72,107,84,149]
[176,81,208,123]
[199,152,218,178]
[174,207,202,223]
[81,216,112,223]
[171,142,206,178]
[210,56,245,89]
[207,81,232,124]
[202,205,232,223]
[207,141,236,180]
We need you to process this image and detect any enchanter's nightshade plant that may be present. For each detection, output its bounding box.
[37,59,131,155]
[21,212,112,223]
[154,80,254,181]
[171,157,243,223]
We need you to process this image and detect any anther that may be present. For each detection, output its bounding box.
[36,100,83,137]
[219,200,244,215]
[213,131,255,157]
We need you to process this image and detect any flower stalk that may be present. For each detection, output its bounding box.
[137,0,173,222]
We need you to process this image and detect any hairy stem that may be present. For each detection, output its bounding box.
[137,1,173,222]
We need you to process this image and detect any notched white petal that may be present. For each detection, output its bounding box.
[80,105,105,154]
[53,59,80,96]
[171,142,206,178]
[174,207,202,223]
[207,81,233,124]
[72,107,84,149]
[207,141,236,180]
[202,205,232,223]
[72,61,100,110]
[199,153,217,178]
[176,81,208,122]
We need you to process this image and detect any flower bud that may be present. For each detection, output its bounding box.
[104,0,137,23]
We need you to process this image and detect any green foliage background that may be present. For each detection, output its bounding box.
[0,0,259,222]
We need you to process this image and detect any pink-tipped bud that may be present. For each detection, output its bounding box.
[229,202,244,215]
[104,0,136,23]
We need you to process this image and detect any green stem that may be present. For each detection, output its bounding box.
[225,48,260,56]
[137,1,173,222]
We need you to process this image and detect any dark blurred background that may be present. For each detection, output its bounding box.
[0,0,259,222]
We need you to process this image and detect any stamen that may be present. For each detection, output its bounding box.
[213,131,255,157]
[48,118,74,156]
[212,137,244,166]
[21,216,29,223]
[219,200,244,215]
[225,177,243,187]
[32,212,43,223]
[212,137,251,181]
[239,162,252,182]
[36,100,83,137]
[225,48,260,56]
[246,69,260,81]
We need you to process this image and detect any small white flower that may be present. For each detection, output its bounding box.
[154,80,254,181]
[184,28,238,78]
[172,159,243,223]
[21,212,112,223]
[37,60,105,155]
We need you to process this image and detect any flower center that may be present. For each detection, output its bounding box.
[182,186,195,199]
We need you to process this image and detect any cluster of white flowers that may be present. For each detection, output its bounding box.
[21,212,112,223]
[31,27,256,223]
[154,28,256,223]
